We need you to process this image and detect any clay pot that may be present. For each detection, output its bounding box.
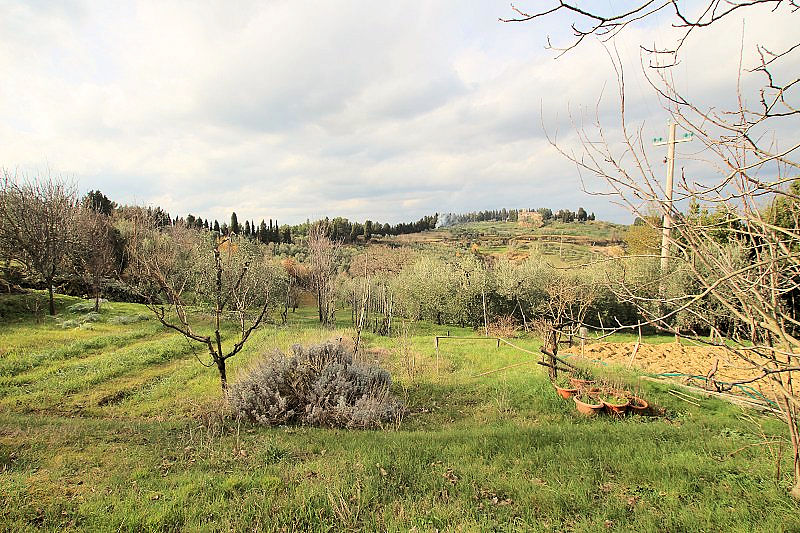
[555,384,579,399]
[628,396,649,415]
[573,394,604,416]
[570,378,596,389]
[602,398,630,415]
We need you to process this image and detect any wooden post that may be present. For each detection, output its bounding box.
[653,123,692,278]
[628,326,642,367]
[482,287,489,337]
[435,336,440,375]
[579,326,587,358]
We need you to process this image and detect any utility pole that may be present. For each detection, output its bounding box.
[653,123,693,272]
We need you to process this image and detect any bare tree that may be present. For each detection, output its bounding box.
[125,215,284,391]
[307,223,341,327]
[504,0,800,497]
[72,207,119,311]
[280,257,305,323]
[0,170,78,315]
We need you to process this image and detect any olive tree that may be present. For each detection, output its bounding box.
[394,256,456,325]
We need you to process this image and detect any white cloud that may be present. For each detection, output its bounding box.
[0,1,797,225]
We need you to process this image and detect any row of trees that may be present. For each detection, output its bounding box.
[0,174,446,321]
[307,214,439,243]
[182,212,293,245]
[438,207,596,227]
[329,245,638,340]
[177,211,441,246]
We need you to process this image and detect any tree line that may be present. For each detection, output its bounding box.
[0,172,440,317]
[155,208,438,245]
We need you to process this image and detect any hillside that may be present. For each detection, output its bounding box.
[376,220,627,264]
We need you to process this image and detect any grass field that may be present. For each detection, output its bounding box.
[1,292,798,531]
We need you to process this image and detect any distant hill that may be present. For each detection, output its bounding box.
[374,220,627,264]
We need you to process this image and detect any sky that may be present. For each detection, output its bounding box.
[1,1,798,225]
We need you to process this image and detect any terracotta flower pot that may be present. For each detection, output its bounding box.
[573,394,604,416]
[555,384,579,399]
[570,378,596,389]
[602,398,630,415]
[628,396,649,415]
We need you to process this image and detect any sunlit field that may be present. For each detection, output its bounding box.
[1,292,797,532]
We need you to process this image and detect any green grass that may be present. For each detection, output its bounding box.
[1,292,798,531]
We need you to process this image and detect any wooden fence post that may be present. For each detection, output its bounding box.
[435,336,440,375]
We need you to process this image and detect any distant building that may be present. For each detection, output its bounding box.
[518,209,543,228]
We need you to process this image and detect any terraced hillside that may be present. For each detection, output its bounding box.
[1,292,798,531]
[378,220,627,264]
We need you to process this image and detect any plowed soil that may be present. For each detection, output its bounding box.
[562,341,760,383]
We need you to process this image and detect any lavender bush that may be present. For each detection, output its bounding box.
[228,341,402,429]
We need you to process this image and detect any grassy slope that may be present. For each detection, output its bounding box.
[1,292,798,532]
[385,220,627,265]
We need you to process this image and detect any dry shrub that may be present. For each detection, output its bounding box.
[487,315,519,338]
[228,340,403,429]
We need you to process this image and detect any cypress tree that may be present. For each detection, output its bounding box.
[213,220,220,233]
[82,190,116,216]
[230,212,240,235]
[259,220,268,243]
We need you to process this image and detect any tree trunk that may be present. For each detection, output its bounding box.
[47,280,55,315]
[217,358,228,392]
[94,288,101,312]
[482,288,488,337]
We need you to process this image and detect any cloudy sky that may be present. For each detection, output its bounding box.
[1,1,797,225]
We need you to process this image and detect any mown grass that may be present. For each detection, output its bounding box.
[1,292,798,531]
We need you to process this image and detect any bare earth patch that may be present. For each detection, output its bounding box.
[563,341,762,384]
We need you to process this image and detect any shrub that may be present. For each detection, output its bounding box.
[80,312,102,323]
[228,341,403,429]
[58,319,80,329]
[68,301,97,313]
[487,315,519,338]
